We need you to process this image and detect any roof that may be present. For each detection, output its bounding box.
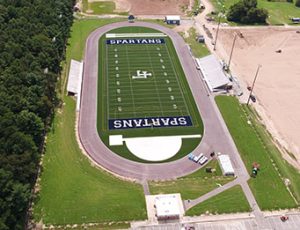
[165,15,181,21]
[197,55,230,92]
[218,154,235,175]
[155,194,180,217]
[67,59,83,94]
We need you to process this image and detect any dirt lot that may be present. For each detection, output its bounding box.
[216,27,300,166]
[127,0,190,15]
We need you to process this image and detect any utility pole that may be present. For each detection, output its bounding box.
[228,33,238,69]
[213,15,221,51]
[247,65,262,105]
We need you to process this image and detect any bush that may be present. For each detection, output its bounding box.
[296,0,300,6]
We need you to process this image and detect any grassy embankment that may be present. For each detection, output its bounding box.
[210,0,300,25]
[33,19,147,227]
[216,95,300,210]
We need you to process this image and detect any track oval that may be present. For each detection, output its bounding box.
[79,21,231,180]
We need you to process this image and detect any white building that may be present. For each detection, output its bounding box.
[67,59,83,111]
[218,154,235,176]
[197,55,231,92]
[165,15,180,25]
[154,194,182,220]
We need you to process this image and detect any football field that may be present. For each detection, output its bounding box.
[98,27,202,136]
[106,40,190,119]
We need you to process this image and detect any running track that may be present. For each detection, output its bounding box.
[78,21,249,181]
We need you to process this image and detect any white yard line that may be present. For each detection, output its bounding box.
[146,44,165,116]
[124,45,137,117]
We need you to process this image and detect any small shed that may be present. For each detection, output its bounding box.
[196,35,205,43]
[165,15,180,25]
[128,15,135,23]
[218,154,235,176]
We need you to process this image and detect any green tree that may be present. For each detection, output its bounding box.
[0,169,30,230]
[227,0,268,24]
[0,0,75,228]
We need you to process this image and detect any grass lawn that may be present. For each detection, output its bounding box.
[66,18,124,62]
[215,95,300,210]
[89,1,115,15]
[52,222,130,230]
[209,0,300,25]
[97,26,203,163]
[82,0,128,15]
[82,0,88,12]
[149,160,234,200]
[186,185,251,215]
[33,96,147,225]
[183,28,210,58]
[33,18,147,226]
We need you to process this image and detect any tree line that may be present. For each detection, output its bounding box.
[0,0,74,229]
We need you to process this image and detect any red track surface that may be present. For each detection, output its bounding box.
[78,21,248,181]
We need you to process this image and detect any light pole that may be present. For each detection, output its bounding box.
[213,14,221,51]
[228,33,238,69]
[213,6,225,51]
[247,64,262,105]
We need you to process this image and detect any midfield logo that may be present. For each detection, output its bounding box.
[132,70,152,79]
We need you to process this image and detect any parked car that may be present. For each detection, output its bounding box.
[188,153,195,160]
[199,156,208,165]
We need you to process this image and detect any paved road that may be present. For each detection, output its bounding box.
[132,212,300,229]
[79,21,248,181]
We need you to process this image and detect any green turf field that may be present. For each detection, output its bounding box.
[97,27,203,162]
[106,41,191,119]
